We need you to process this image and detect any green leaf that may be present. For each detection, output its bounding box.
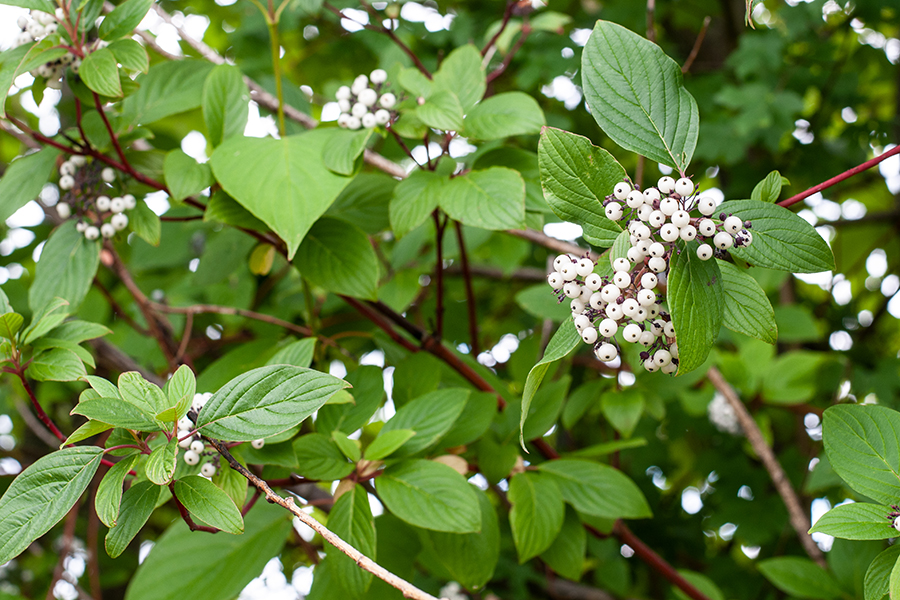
[31,338,95,368]
[463,92,545,140]
[419,488,500,590]
[758,557,843,599]
[521,320,580,446]
[440,167,525,231]
[377,459,481,533]
[810,502,896,540]
[824,405,900,505]
[673,571,726,600]
[380,389,468,457]
[0,0,55,11]
[761,351,827,404]
[437,391,496,449]
[80,48,122,97]
[125,502,290,600]
[129,199,161,246]
[204,190,269,232]
[315,366,384,435]
[667,241,724,374]
[515,284,570,322]
[326,484,376,596]
[581,20,699,172]
[865,545,900,600]
[323,129,373,176]
[95,454,139,527]
[537,127,626,246]
[173,476,244,534]
[417,90,464,131]
[538,459,651,519]
[108,39,149,73]
[717,199,835,273]
[21,296,69,345]
[600,388,644,438]
[0,313,23,341]
[213,457,248,509]
[0,447,104,565]
[432,44,485,113]
[389,170,444,238]
[719,260,777,344]
[71,397,161,431]
[105,481,161,558]
[28,221,101,314]
[122,60,214,125]
[751,170,787,203]
[48,320,111,344]
[210,131,353,258]
[540,506,586,581]
[160,364,196,422]
[508,471,565,562]
[365,429,417,461]
[0,147,60,223]
[197,365,347,442]
[397,68,433,98]
[84,375,122,400]
[164,150,213,202]
[202,64,250,147]
[332,430,362,463]
[119,372,168,420]
[145,438,178,485]
[62,420,113,448]
[27,348,86,382]
[294,217,380,300]
[326,172,396,235]
[266,338,316,368]
[99,0,152,40]
[292,433,354,480]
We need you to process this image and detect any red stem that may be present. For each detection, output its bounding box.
[93,93,129,166]
[454,222,479,355]
[482,1,517,56]
[779,144,900,208]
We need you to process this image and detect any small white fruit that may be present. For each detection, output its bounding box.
[96,195,111,211]
[370,68,387,84]
[605,202,624,221]
[59,174,74,190]
[626,190,644,209]
[56,202,71,219]
[714,231,734,250]
[101,167,115,183]
[84,226,99,240]
[379,93,396,109]
[547,272,563,289]
[575,257,594,277]
[251,439,266,449]
[641,273,658,289]
[201,462,217,477]
[190,440,205,454]
[697,243,713,260]
[595,343,618,362]
[658,176,676,194]
[623,323,642,343]
[674,177,694,196]
[581,327,598,344]
[183,450,200,465]
[724,216,743,234]
[100,223,115,238]
[613,182,631,200]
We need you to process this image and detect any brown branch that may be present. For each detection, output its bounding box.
[93,93,128,166]
[14,368,66,442]
[779,144,900,208]
[454,222,479,355]
[486,24,531,85]
[682,16,712,74]
[506,228,600,261]
[482,1,517,56]
[149,301,312,337]
[706,366,826,567]
[14,399,61,447]
[175,311,193,363]
[646,0,657,43]
[46,502,79,600]
[0,118,41,149]
[205,437,441,600]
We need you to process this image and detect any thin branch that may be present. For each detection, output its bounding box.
[433,211,446,340]
[0,118,41,148]
[15,369,66,442]
[486,24,531,85]
[707,366,826,567]
[93,278,149,335]
[175,312,193,363]
[205,437,441,600]
[89,338,164,386]
[454,222,479,355]
[506,228,600,261]
[93,93,128,166]
[682,16,712,74]
[646,0,656,43]
[779,144,900,208]
[482,1,517,56]
[149,301,312,337]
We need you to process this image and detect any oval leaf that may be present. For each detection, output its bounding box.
[174,475,244,534]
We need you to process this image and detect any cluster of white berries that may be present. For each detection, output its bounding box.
[176,393,265,476]
[14,10,81,89]
[547,252,680,374]
[177,394,218,477]
[55,157,137,240]
[707,394,742,435]
[335,69,397,130]
[604,176,754,263]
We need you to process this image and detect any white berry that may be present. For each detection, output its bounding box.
[698,219,716,237]
[613,182,631,200]
[660,224,680,242]
[714,231,734,250]
[375,109,391,125]
[626,190,644,209]
[605,202,624,221]
[601,284,620,304]
[643,188,661,203]
[110,197,125,213]
[658,176,675,193]
[648,257,667,273]
[654,349,672,367]
[554,254,573,270]
[100,223,115,238]
[659,198,678,216]
[698,196,716,215]
[598,318,617,338]
[570,298,586,314]
[379,93,396,109]
[613,258,630,273]
[123,194,136,209]
[626,247,644,263]
[589,292,604,309]
[622,298,639,317]
[606,303,625,321]
[178,435,193,449]
[563,281,581,298]
[613,272,631,289]
[637,204,653,221]
[101,167,115,183]
[575,258,594,277]
[200,462,217,477]
[680,225,697,241]
[674,177,694,196]
[336,85,352,100]
[190,440,205,453]
[623,324,642,343]
[84,226,99,240]
[59,161,76,176]
[648,242,665,258]
[644,358,659,372]
[96,195,111,211]
[633,224,651,240]
[671,210,690,228]
[547,272,563,289]
[76,221,87,233]
[358,88,378,107]
[724,216,743,234]
[641,273,658,289]
[581,328,598,344]
[59,175,74,190]
[347,116,362,130]
[56,202,71,219]
[595,343,618,362]
[697,244,713,260]
[559,264,578,282]
[664,321,676,337]
[639,331,655,346]
[183,450,200,465]
[370,68,387,84]
[648,210,666,228]
[70,155,87,167]
[638,289,656,306]
[662,362,678,374]
[573,314,591,331]
[362,112,378,128]
[252,439,265,449]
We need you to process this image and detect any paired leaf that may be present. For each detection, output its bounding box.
[810,502,897,540]
[145,438,178,485]
[377,460,481,533]
[432,44,485,113]
[99,0,153,40]
[80,48,122,97]
[173,476,244,534]
[29,221,101,313]
[325,484,376,596]
[323,129,373,176]
[294,217,380,300]
[581,20,699,172]
[751,170,788,203]
[464,92,545,140]
[0,447,104,565]
[718,199,835,273]
[667,241,724,374]
[865,545,900,600]
[379,389,468,457]
[0,147,60,223]
[538,459,651,519]
[292,433,355,480]
[164,150,213,202]
[197,365,348,442]
[537,128,626,246]
[106,481,162,558]
[389,169,444,238]
[758,557,843,599]
[202,64,250,147]
[210,131,353,258]
[95,454,140,527]
[440,168,526,231]
[508,471,565,562]
[718,260,777,344]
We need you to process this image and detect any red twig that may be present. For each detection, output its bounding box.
[482,1,517,56]
[779,144,900,208]
[93,93,128,166]
[15,369,65,442]
[486,24,531,85]
[682,16,711,74]
[454,222,479,355]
